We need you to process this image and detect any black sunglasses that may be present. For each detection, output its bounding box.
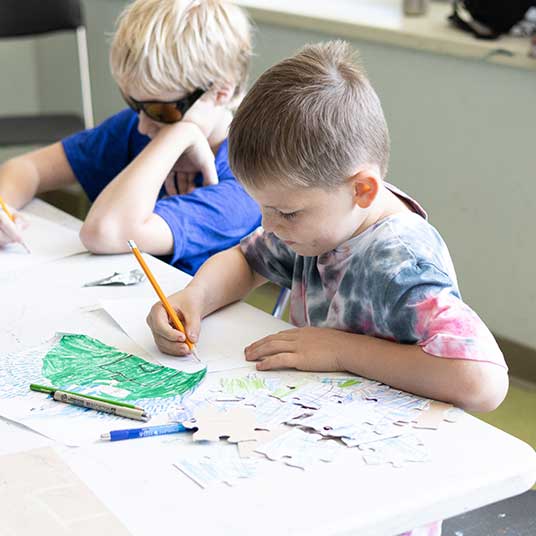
[121,88,206,124]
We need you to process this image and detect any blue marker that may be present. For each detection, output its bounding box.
[100,422,189,441]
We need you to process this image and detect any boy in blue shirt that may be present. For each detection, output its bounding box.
[0,0,260,275]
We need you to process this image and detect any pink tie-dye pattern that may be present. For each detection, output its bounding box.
[414,290,506,368]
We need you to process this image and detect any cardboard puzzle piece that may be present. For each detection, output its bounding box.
[237,425,290,459]
[244,392,312,430]
[254,428,342,469]
[272,380,362,409]
[360,433,430,468]
[443,406,465,423]
[174,442,256,488]
[413,400,453,430]
[340,423,407,448]
[285,400,384,438]
[184,406,258,443]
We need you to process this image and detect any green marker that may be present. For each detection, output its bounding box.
[30,383,144,410]
[30,383,149,421]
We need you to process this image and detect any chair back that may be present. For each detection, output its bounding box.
[0,0,83,38]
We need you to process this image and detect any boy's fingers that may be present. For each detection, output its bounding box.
[177,172,195,194]
[147,303,185,342]
[164,173,179,196]
[246,334,275,352]
[13,212,29,231]
[245,338,294,360]
[201,159,218,186]
[256,353,295,371]
[0,231,11,247]
[155,336,192,357]
[246,330,296,353]
[0,211,23,244]
[183,310,201,343]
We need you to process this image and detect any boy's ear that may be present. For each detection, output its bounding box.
[351,171,379,209]
[212,82,236,106]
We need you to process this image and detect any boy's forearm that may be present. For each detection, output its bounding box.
[187,246,266,317]
[81,124,196,252]
[0,158,40,208]
[0,144,76,209]
[336,332,508,412]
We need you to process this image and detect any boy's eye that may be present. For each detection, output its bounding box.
[279,211,299,220]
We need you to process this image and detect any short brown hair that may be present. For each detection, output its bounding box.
[229,41,390,189]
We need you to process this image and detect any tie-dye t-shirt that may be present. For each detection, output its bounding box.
[240,184,505,368]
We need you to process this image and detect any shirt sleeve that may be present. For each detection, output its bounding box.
[383,261,506,369]
[153,179,261,275]
[240,228,296,289]
[61,109,147,201]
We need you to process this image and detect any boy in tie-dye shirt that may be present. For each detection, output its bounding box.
[147,41,508,536]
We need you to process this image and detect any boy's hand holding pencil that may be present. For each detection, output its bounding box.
[146,287,203,357]
[128,240,202,360]
[0,196,30,252]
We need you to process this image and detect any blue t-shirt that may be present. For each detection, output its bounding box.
[62,109,261,274]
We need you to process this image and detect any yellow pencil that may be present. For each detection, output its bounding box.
[128,240,200,362]
[0,195,31,253]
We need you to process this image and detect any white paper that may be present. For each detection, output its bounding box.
[0,212,86,275]
[101,298,206,373]
[101,297,287,374]
[0,334,203,446]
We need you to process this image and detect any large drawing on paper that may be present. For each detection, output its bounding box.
[0,333,206,446]
[42,334,205,400]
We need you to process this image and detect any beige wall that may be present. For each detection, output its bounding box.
[251,23,535,350]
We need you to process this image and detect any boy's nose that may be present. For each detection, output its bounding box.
[261,212,278,235]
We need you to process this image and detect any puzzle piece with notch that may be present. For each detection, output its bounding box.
[237,425,290,458]
[360,433,430,468]
[184,406,258,443]
[254,428,342,469]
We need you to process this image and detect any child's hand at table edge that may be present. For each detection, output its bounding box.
[146,289,202,357]
[0,210,28,248]
[245,326,348,372]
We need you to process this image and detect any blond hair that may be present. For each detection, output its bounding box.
[229,41,390,189]
[110,0,251,106]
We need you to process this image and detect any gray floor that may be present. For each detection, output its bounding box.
[443,490,536,536]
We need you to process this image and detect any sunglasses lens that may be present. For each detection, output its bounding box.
[143,103,183,123]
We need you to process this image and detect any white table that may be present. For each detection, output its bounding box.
[1,200,536,536]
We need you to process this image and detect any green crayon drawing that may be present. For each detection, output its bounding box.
[220,375,268,395]
[42,334,206,401]
[339,379,360,388]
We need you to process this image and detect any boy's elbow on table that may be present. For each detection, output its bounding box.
[453,360,509,413]
[80,217,137,254]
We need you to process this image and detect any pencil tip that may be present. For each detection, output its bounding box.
[191,347,201,363]
[127,240,136,250]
